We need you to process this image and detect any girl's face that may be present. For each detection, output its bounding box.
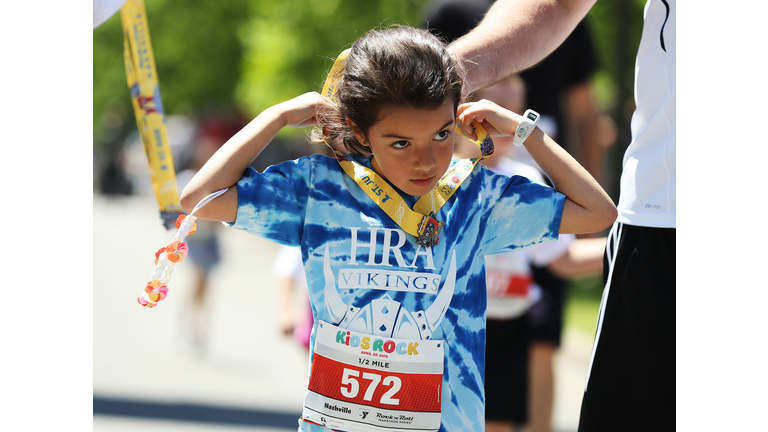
[355,99,456,197]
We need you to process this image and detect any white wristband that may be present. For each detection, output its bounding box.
[512,109,540,147]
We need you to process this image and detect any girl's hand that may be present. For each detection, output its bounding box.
[458,100,617,235]
[456,99,520,141]
[274,91,333,129]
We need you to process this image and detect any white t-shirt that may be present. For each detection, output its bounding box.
[484,157,574,320]
[617,0,676,228]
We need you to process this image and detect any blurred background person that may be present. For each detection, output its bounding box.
[95,108,134,196]
[454,74,606,432]
[273,245,314,353]
[174,123,229,354]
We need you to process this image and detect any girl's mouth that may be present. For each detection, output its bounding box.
[411,176,435,188]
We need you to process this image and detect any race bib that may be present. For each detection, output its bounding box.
[303,321,444,432]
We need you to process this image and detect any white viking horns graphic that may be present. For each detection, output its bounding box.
[322,244,457,332]
[425,250,456,332]
[324,244,348,324]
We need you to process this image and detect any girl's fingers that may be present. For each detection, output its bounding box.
[458,100,516,137]
[456,104,480,128]
[458,105,495,138]
[478,119,502,136]
[456,123,477,141]
[282,93,325,128]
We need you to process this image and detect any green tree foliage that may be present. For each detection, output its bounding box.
[236,0,431,119]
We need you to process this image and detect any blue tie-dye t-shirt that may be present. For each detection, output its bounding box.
[227,153,564,432]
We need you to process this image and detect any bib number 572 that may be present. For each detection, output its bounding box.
[340,368,401,405]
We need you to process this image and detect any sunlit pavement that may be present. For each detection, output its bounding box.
[93,192,594,432]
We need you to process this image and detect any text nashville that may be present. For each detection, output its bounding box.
[324,403,352,414]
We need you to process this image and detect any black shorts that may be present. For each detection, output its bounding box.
[484,315,530,424]
[578,222,675,432]
[527,265,567,346]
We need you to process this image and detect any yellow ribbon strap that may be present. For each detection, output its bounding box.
[321,49,494,247]
[121,0,182,229]
[332,149,427,238]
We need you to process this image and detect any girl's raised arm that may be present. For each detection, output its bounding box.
[457,100,616,234]
[180,92,326,223]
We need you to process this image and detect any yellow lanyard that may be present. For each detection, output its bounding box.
[120,0,182,229]
[322,50,494,247]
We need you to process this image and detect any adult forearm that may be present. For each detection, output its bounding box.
[449,0,595,94]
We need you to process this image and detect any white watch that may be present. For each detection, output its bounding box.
[512,109,540,147]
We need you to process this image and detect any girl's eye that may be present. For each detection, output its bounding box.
[392,140,410,149]
[434,130,451,141]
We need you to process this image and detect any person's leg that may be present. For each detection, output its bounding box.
[577,222,676,432]
[485,317,530,432]
[486,420,516,432]
[189,266,212,349]
[185,234,220,351]
[526,342,556,432]
[525,266,567,432]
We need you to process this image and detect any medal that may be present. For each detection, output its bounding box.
[417,211,444,248]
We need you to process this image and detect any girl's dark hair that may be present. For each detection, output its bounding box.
[312,26,465,155]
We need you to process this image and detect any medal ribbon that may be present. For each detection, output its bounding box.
[121,0,182,229]
[321,49,494,242]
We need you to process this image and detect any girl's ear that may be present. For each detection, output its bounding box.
[346,116,367,146]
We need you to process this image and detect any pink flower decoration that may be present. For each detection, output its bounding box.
[165,241,188,263]
[175,214,197,235]
[142,280,169,304]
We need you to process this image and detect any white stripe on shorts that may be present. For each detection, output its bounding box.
[584,221,623,392]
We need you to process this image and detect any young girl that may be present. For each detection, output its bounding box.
[181,26,615,432]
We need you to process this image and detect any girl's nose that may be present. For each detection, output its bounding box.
[414,143,436,171]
